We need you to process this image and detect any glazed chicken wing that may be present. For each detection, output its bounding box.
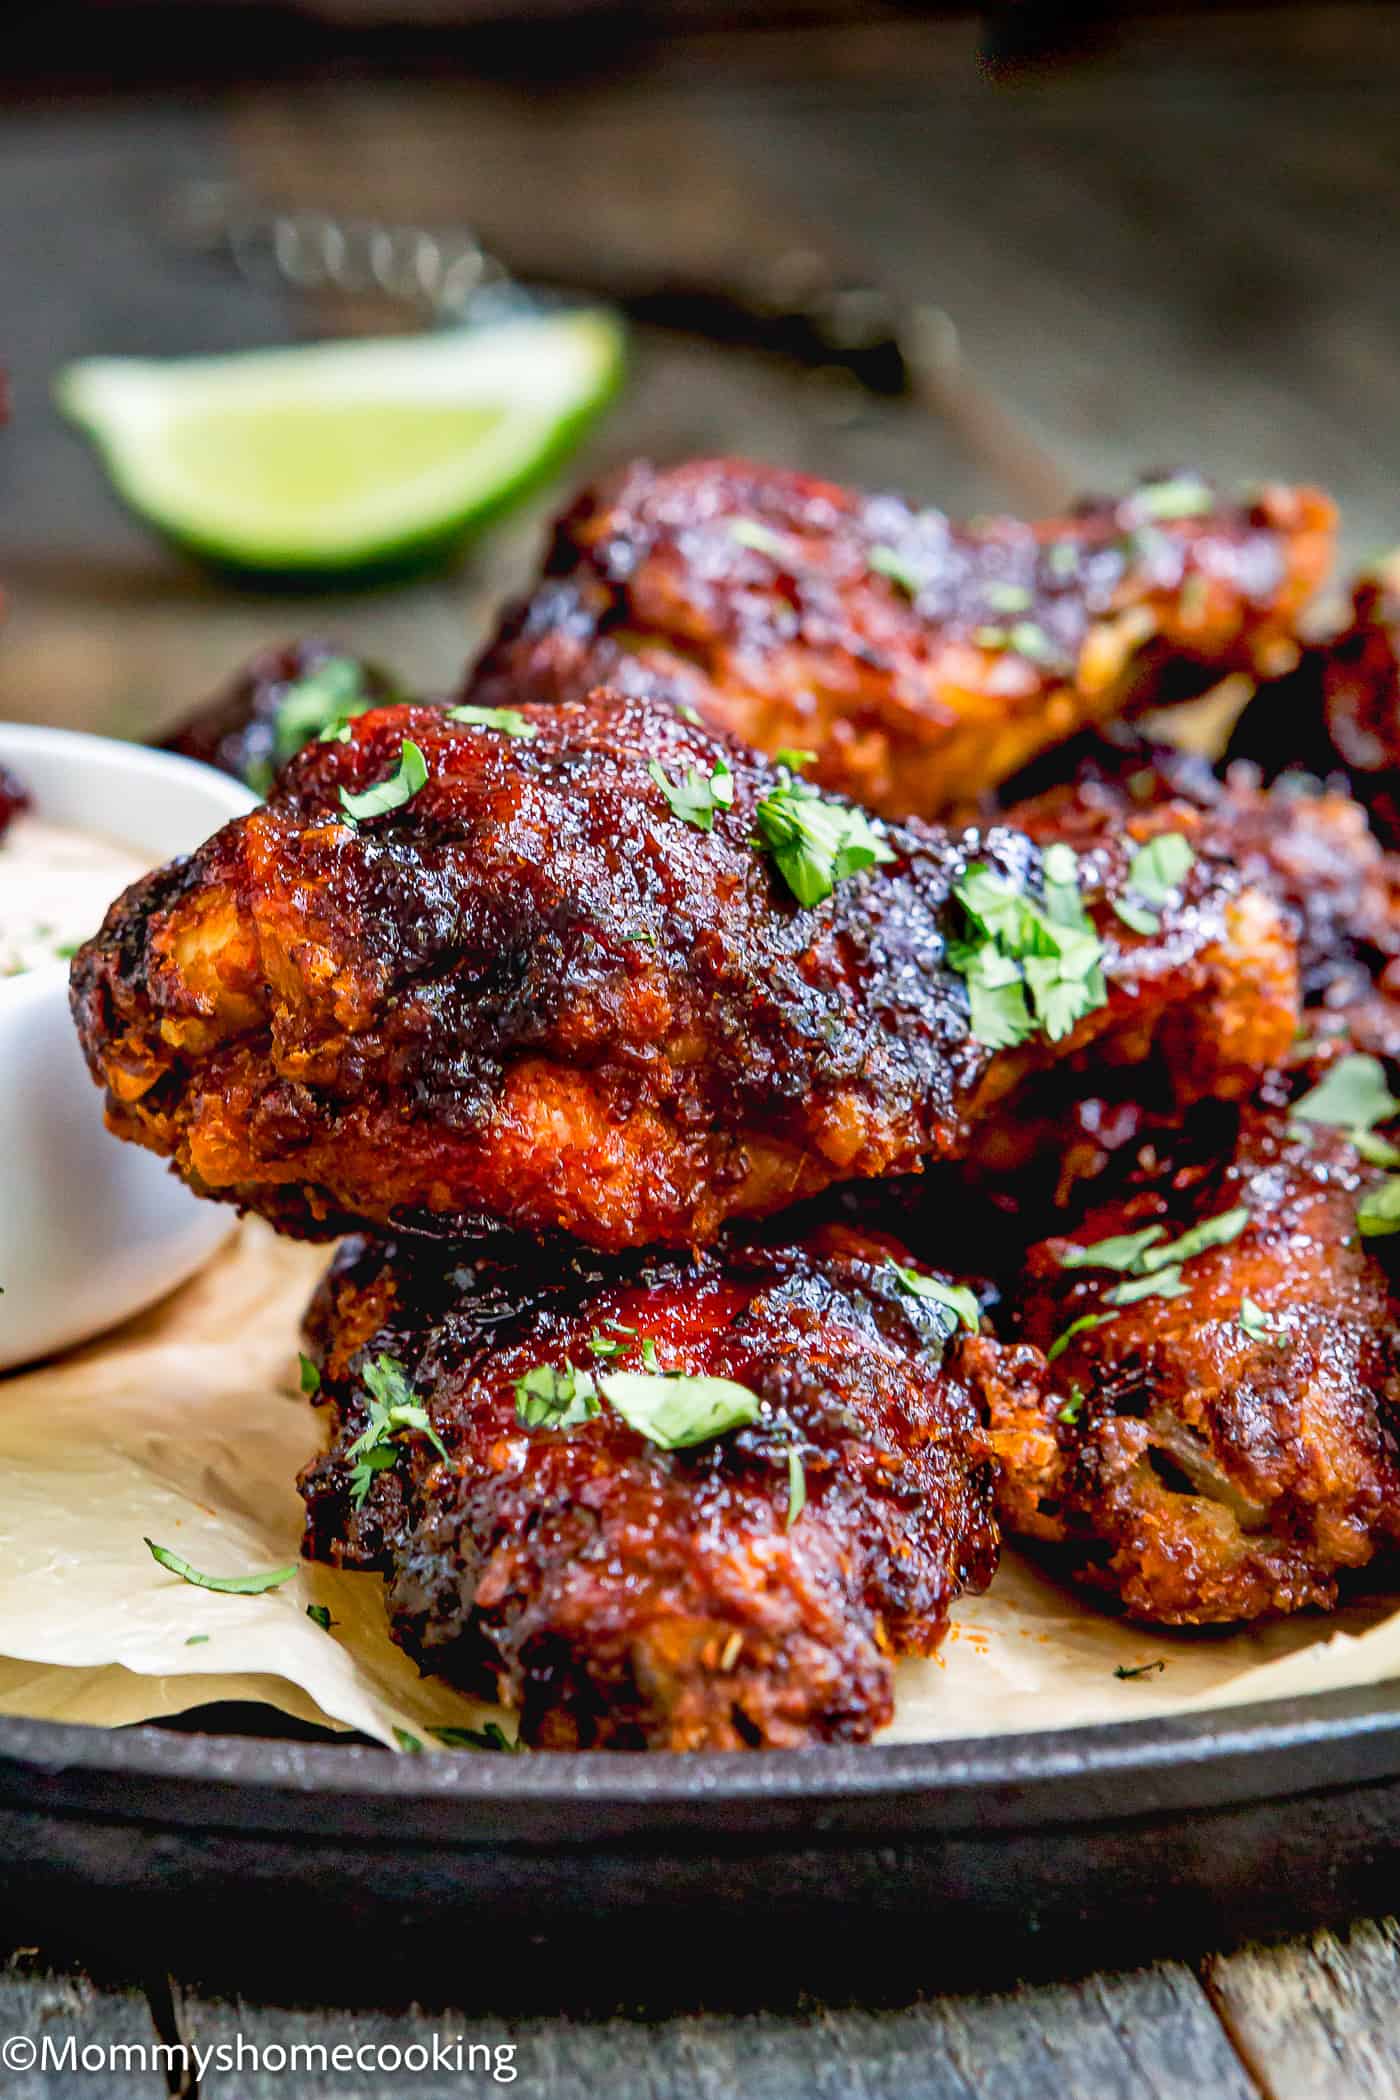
[71,692,1298,1250]
[466,457,1333,820]
[1229,565,1400,849]
[161,640,401,795]
[299,1224,1001,1749]
[978,1108,1400,1623]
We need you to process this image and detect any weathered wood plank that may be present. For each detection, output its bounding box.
[164,1955,1252,2100]
[0,1947,166,2098]
[1203,1918,1400,2100]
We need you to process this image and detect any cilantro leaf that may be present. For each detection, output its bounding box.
[447,703,536,739]
[649,755,734,832]
[1291,1054,1400,1166]
[514,1362,600,1431]
[786,1445,807,1528]
[344,1354,449,1507]
[1057,1385,1086,1424]
[144,1539,296,1595]
[949,856,1106,1047]
[597,1371,763,1450]
[1112,832,1196,935]
[869,544,924,595]
[1046,1312,1112,1362]
[306,1603,334,1632]
[1103,1268,1190,1308]
[1239,1297,1281,1343]
[1131,474,1213,522]
[393,1728,424,1753]
[298,1352,321,1397]
[272,657,378,769]
[887,1262,981,1334]
[1059,1225,1171,1274]
[432,1722,522,1752]
[753,773,895,907]
[729,518,791,560]
[1358,1176,1400,1238]
[338,738,428,823]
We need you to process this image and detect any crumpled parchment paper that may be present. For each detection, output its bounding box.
[1,1220,1397,1753]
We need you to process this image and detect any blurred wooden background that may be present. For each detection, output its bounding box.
[1,3,1399,740]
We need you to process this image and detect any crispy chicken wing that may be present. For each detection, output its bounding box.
[299,1224,1001,1749]
[978,1108,1400,1623]
[71,691,1298,1249]
[466,458,1333,820]
[161,640,400,794]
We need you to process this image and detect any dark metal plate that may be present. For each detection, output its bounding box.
[3,1685,1400,1968]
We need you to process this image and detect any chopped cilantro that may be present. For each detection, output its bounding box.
[786,1445,807,1528]
[1114,1658,1167,1680]
[298,1352,321,1397]
[869,544,924,595]
[514,1362,599,1431]
[753,770,895,907]
[887,1262,981,1335]
[1103,1268,1190,1308]
[447,703,536,739]
[948,854,1106,1048]
[641,1336,663,1373]
[306,1603,334,1632]
[1132,474,1213,522]
[1059,1225,1170,1275]
[730,518,791,561]
[1046,1312,1111,1362]
[772,747,817,771]
[983,581,1032,613]
[393,1728,424,1753]
[1358,1177,1400,1238]
[338,738,428,824]
[1291,1054,1400,1166]
[597,1371,763,1450]
[1112,832,1196,937]
[184,1634,210,1646]
[649,754,734,832]
[433,1722,521,1752]
[144,1539,296,1595]
[272,657,377,768]
[344,1355,448,1508]
[1057,1386,1086,1425]
[1238,1297,1281,1343]
[1055,1206,1248,1327]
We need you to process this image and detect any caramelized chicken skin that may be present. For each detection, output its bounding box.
[299,1224,1001,1749]
[466,457,1333,820]
[979,1110,1400,1623]
[71,691,1298,1250]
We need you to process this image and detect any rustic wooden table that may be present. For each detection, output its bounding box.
[4,8,1400,2091]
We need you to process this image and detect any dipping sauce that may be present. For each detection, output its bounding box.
[0,814,149,979]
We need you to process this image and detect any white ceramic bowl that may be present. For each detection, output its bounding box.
[0,723,255,1370]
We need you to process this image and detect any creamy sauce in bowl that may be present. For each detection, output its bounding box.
[0,814,149,980]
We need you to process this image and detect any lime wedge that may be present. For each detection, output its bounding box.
[55,309,624,580]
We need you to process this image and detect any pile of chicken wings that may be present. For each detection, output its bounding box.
[72,460,1400,1749]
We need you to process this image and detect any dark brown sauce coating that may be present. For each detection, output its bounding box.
[466,456,1333,819]
[159,639,400,793]
[981,1109,1400,1624]
[1229,574,1400,849]
[70,689,1297,1249]
[299,1224,1000,1749]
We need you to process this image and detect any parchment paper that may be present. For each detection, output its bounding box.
[2,1221,1398,1752]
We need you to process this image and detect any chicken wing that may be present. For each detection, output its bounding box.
[465,457,1333,820]
[1228,566,1400,849]
[299,1223,1000,1749]
[978,1107,1400,1623]
[71,691,1298,1250]
[161,640,400,794]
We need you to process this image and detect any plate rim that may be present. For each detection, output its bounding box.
[4,1680,1400,1847]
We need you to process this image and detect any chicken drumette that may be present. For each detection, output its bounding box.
[976,1107,1400,1623]
[300,1224,1001,1749]
[466,457,1333,820]
[71,691,1298,1250]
